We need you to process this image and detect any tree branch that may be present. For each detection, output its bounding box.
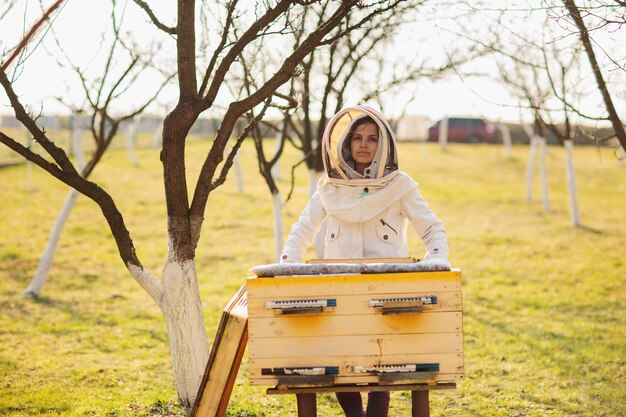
[131,0,176,34]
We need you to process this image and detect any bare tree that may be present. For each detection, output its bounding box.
[492,13,586,223]
[0,0,406,409]
[22,3,174,298]
[559,0,626,150]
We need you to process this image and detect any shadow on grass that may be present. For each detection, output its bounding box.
[575,225,604,235]
[464,303,601,416]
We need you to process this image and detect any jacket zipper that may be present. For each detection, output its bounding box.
[380,219,398,234]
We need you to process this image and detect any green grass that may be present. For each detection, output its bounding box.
[0,139,624,416]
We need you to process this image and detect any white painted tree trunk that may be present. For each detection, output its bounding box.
[498,123,513,158]
[538,137,551,213]
[438,117,448,151]
[160,260,210,408]
[309,169,326,258]
[564,140,581,226]
[272,192,284,262]
[525,137,538,202]
[23,188,80,297]
[126,119,139,166]
[127,259,208,408]
[23,124,86,297]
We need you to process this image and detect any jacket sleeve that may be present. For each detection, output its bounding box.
[280,191,327,263]
[401,187,449,260]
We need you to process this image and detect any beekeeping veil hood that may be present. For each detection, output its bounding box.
[322,105,399,187]
[318,105,417,223]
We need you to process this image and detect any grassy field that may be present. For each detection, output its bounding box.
[0,138,624,416]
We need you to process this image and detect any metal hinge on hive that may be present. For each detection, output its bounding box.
[265,298,336,315]
[264,366,339,388]
[262,366,339,376]
[352,363,439,384]
[368,296,437,314]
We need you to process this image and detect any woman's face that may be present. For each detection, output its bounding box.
[350,122,379,175]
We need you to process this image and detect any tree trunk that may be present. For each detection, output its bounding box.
[564,139,581,226]
[272,191,283,262]
[161,260,210,408]
[564,0,626,151]
[23,188,80,298]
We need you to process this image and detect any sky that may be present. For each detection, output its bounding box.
[1,1,624,126]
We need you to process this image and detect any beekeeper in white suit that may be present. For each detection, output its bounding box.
[280,104,449,417]
[281,105,449,267]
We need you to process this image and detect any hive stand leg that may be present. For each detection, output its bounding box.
[411,390,430,417]
[296,393,317,417]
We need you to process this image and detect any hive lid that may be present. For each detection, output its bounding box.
[250,260,452,278]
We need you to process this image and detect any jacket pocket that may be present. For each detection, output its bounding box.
[326,219,340,242]
[376,218,398,244]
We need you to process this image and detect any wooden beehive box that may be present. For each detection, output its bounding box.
[246,268,464,389]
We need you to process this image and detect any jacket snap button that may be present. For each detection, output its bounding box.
[331,233,335,238]
[366,169,370,173]
[383,235,388,240]
[281,255,287,259]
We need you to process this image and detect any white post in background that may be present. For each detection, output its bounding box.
[151,119,163,149]
[126,118,139,166]
[564,139,581,226]
[498,123,513,159]
[538,137,550,213]
[272,192,284,262]
[25,127,33,192]
[438,117,448,151]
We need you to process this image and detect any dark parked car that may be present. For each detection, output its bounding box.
[427,117,497,144]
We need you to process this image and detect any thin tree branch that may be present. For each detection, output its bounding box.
[131,0,176,34]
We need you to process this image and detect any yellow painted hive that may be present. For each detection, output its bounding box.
[246,268,464,389]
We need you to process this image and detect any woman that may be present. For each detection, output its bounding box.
[280,105,449,417]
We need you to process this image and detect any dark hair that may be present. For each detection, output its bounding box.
[347,116,378,140]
